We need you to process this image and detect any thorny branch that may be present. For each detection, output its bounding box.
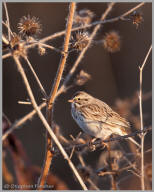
[3,3,11,41]
[53,127,152,156]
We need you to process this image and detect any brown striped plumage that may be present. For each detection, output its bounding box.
[69,91,140,147]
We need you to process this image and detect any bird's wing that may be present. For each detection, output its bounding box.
[80,103,108,122]
[106,110,130,128]
[80,102,130,128]
[100,101,130,128]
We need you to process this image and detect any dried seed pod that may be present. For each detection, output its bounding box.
[38,46,46,56]
[71,31,90,51]
[10,33,27,57]
[74,9,94,26]
[103,31,121,53]
[10,33,21,48]
[131,11,143,28]
[18,15,42,37]
[75,70,91,86]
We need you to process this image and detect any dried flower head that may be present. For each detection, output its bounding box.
[72,31,90,51]
[77,165,91,181]
[10,33,21,48]
[38,46,46,56]
[131,11,143,28]
[74,9,94,26]
[75,70,91,86]
[18,15,42,37]
[10,33,27,57]
[103,31,121,53]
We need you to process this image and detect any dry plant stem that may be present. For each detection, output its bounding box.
[3,2,11,41]
[26,41,62,54]
[53,127,152,156]
[38,3,87,190]
[139,45,152,190]
[78,153,86,167]
[121,2,144,17]
[39,2,76,189]
[87,178,100,190]
[2,21,13,36]
[2,34,9,45]
[18,101,31,105]
[13,55,87,190]
[2,52,12,59]
[38,42,62,54]
[48,2,76,108]
[24,57,47,98]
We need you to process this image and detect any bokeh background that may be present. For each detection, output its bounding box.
[3,2,152,190]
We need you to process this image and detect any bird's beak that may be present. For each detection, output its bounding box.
[68,99,74,103]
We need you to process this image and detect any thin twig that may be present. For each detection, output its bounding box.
[69,133,81,159]
[3,2,11,41]
[2,20,13,36]
[106,143,117,190]
[2,52,12,59]
[38,42,63,54]
[24,57,47,98]
[139,45,152,190]
[2,34,9,45]
[13,55,87,190]
[118,144,141,178]
[121,2,144,18]
[18,101,32,105]
[87,178,100,190]
[53,127,152,156]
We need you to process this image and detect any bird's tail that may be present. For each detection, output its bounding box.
[128,137,140,148]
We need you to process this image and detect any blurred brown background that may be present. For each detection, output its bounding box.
[3,2,152,190]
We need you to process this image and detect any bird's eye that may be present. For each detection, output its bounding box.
[77,98,80,100]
